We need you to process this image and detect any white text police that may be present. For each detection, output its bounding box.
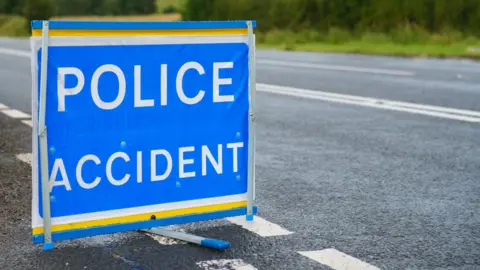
[57,61,237,112]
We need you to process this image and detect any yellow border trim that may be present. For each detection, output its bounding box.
[31,28,249,37]
[32,201,246,235]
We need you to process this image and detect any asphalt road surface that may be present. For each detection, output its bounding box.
[1,37,480,270]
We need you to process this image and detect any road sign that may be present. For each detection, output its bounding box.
[30,20,257,250]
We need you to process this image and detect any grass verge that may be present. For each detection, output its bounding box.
[257,29,480,59]
[155,0,185,13]
[51,13,181,21]
[1,15,479,60]
[0,15,29,37]
[0,13,181,37]
[257,42,480,59]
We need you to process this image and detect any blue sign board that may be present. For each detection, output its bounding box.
[30,20,257,248]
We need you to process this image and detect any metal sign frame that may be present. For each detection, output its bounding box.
[31,19,257,251]
[38,21,53,250]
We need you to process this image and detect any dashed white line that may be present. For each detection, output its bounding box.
[0,47,30,58]
[0,103,32,122]
[21,120,33,127]
[196,259,257,270]
[299,249,380,270]
[258,59,415,76]
[258,83,480,123]
[1,108,31,119]
[226,216,293,237]
[16,153,32,165]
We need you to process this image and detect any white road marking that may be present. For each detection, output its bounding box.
[0,103,32,122]
[15,153,32,165]
[258,83,480,123]
[299,249,380,270]
[258,59,415,76]
[226,216,293,237]
[1,108,31,119]
[0,47,30,58]
[196,259,257,270]
[261,83,480,117]
[21,120,33,127]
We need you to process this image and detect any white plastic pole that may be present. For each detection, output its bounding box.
[141,228,230,250]
[246,20,256,221]
[38,20,53,250]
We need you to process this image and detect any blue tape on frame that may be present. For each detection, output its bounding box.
[33,206,257,244]
[30,20,257,30]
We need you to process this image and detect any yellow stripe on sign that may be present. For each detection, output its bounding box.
[31,28,249,37]
[32,201,247,235]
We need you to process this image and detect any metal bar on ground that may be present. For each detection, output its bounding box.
[38,20,53,251]
[246,20,257,221]
[141,228,230,250]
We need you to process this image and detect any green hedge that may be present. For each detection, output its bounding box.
[0,0,157,17]
[52,0,156,16]
[0,14,29,36]
[182,0,480,37]
[0,0,26,15]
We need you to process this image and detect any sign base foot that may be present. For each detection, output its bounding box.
[246,214,254,221]
[199,238,230,250]
[43,242,54,251]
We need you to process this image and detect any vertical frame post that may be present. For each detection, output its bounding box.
[246,21,256,221]
[38,21,53,250]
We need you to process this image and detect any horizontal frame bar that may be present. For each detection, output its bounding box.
[30,28,250,37]
[31,20,257,30]
[32,206,257,244]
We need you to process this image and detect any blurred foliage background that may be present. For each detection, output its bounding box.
[1,0,479,58]
[183,0,480,36]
